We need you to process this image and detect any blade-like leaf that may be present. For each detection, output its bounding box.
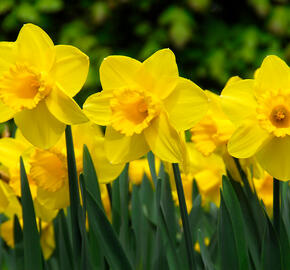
[13,215,24,270]
[261,214,282,270]
[20,157,43,270]
[197,229,215,270]
[218,192,239,270]
[65,125,82,268]
[85,187,133,270]
[222,176,250,269]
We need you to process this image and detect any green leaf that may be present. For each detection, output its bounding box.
[82,145,103,208]
[222,176,250,269]
[152,179,168,270]
[112,178,121,234]
[119,165,133,260]
[197,229,215,270]
[55,210,73,270]
[13,215,24,270]
[79,174,93,270]
[280,219,290,269]
[218,192,239,270]
[20,157,43,270]
[85,189,133,270]
[261,214,282,270]
[147,151,158,186]
[65,125,82,268]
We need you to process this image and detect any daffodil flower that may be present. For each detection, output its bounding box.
[221,55,290,180]
[83,49,208,164]
[0,23,89,149]
[0,218,55,259]
[169,142,225,210]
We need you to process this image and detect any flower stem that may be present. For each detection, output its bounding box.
[273,178,280,232]
[65,125,82,266]
[172,163,195,269]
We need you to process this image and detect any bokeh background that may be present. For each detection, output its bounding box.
[0,0,289,104]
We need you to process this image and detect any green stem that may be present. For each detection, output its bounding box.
[273,178,280,232]
[65,125,82,267]
[172,163,195,269]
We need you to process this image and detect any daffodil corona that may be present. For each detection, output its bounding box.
[221,55,290,180]
[84,49,208,164]
[0,24,89,149]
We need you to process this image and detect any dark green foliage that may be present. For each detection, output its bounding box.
[20,157,43,270]
[2,139,289,270]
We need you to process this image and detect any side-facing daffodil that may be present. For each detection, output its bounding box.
[221,55,290,180]
[0,23,89,149]
[170,142,225,211]
[190,80,264,181]
[128,157,160,186]
[253,172,273,215]
[83,49,208,164]
[29,122,124,210]
[1,218,55,259]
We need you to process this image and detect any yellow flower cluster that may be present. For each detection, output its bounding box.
[0,23,287,256]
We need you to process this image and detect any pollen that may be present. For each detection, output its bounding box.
[0,64,51,111]
[110,87,161,136]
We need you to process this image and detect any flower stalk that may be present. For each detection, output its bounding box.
[172,163,195,269]
[273,178,280,232]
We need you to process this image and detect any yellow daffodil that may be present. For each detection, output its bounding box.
[191,82,237,157]
[171,143,225,210]
[253,172,273,215]
[128,157,160,185]
[221,55,290,180]
[0,218,55,259]
[0,23,89,149]
[29,122,124,210]
[83,49,208,164]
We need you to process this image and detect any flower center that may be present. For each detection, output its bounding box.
[0,63,51,111]
[110,87,160,136]
[257,90,290,137]
[30,149,67,192]
[270,105,290,127]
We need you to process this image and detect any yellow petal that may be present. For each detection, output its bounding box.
[228,120,271,158]
[0,137,28,168]
[100,55,141,90]
[220,79,257,125]
[165,77,209,130]
[256,136,290,181]
[225,76,242,87]
[104,126,149,164]
[0,42,16,76]
[16,23,55,71]
[83,90,112,126]
[142,48,178,79]
[255,55,290,95]
[40,222,55,259]
[37,184,69,210]
[14,101,65,149]
[46,86,88,125]
[34,199,58,222]
[90,137,125,183]
[144,112,185,163]
[50,45,89,97]
[0,101,16,122]
[138,49,179,99]
[0,182,10,213]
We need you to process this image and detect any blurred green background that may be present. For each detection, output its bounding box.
[0,0,289,104]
